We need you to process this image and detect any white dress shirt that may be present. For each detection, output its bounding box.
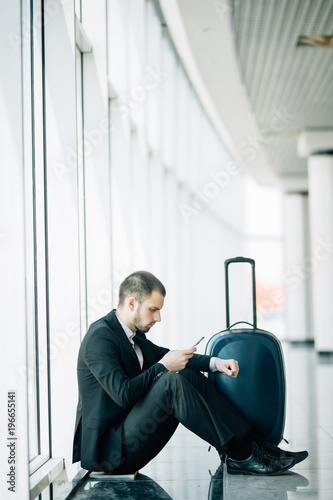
[116,313,218,373]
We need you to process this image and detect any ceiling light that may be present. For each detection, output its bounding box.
[298,35,333,47]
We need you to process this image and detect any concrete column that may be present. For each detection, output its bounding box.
[298,129,333,353]
[284,192,312,342]
[307,153,333,353]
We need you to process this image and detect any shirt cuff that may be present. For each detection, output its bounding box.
[158,360,168,369]
[209,357,218,372]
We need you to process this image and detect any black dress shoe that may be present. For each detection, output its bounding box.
[261,442,309,465]
[226,443,295,475]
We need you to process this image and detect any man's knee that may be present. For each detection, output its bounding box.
[160,368,192,389]
[148,372,180,414]
[161,371,178,383]
[178,367,204,385]
[155,370,201,403]
[155,371,192,401]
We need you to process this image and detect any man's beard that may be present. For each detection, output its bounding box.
[133,307,155,332]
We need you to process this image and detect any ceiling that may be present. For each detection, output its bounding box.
[231,0,333,180]
[159,0,333,189]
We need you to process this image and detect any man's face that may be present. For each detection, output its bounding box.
[132,290,164,332]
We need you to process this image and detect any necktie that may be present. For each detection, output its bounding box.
[131,335,144,370]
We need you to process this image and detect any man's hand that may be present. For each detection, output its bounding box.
[215,358,239,378]
[161,348,196,372]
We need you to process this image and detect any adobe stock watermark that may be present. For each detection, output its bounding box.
[212,0,238,21]
[284,236,333,293]
[16,267,128,381]
[52,118,112,182]
[18,320,80,381]
[7,0,72,54]
[237,106,296,163]
[52,66,168,182]
[179,160,241,223]
[180,106,295,223]
[17,283,114,381]
[112,66,169,121]
[91,397,171,472]
[248,235,333,323]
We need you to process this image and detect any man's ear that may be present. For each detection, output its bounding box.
[128,296,136,312]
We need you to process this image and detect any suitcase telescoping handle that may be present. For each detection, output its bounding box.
[225,257,257,329]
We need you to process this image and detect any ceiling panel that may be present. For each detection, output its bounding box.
[230,0,333,179]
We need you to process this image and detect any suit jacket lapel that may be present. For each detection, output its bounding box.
[105,310,142,372]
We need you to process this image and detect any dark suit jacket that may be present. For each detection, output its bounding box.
[72,309,212,471]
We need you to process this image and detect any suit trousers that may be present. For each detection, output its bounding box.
[112,368,251,473]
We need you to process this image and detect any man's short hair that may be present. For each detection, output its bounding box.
[118,271,166,306]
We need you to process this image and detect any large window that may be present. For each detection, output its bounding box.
[24,1,90,492]
[24,0,50,472]
[75,43,88,333]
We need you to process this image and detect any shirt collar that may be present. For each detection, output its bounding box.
[116,314,136,344]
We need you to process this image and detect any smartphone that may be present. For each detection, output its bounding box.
[192,336,205,348]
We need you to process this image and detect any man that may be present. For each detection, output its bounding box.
[73,271,308,475]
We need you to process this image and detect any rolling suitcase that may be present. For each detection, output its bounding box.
[205,257,286,445]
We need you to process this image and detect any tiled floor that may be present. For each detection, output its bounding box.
[69,343,333,499]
